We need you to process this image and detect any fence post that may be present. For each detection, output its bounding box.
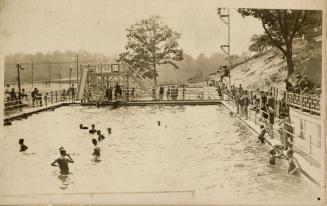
[309,135,312,166]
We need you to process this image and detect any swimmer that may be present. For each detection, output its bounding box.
[107,127,111,134]
[92,138,101,157]
[256,125,266,144]
[89,124,97,134]
[287,150,301,175]
[18,138,28,152]
[51,149,74,175]
[268,145,286,165]
[79,124,88,130]
[157,121,161,126]
[97,130,105,141]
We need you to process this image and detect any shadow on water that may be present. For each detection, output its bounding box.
[53,171,74,191]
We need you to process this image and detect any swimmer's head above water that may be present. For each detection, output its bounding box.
[18,138,24,145]
[92,138,98,146]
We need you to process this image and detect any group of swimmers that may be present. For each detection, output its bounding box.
[257,124,300,175]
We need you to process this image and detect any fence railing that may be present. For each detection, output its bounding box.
[4,89,76,112]
[286,92,320,114]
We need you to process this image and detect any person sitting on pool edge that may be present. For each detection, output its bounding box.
[287,149,301,175]
[51,148,74,175]
[79,124,88,130]
[97,130,105,141]
[18,138,28,152]
[92,138,101,157]
[89,124,97,134]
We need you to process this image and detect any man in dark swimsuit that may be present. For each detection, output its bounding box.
[51,149,74,174]
[19,138,28,152]
[89,124,97,134]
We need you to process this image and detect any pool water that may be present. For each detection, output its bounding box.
[0,105,320,205]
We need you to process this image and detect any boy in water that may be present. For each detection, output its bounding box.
[79,124,88,130]
[287,150,300,175]
[89,124,97,134]
[97,130,105,141]
[18,138,28,152]
[257,125,266,144]
[51,148,74,175]
[92,138,101,157]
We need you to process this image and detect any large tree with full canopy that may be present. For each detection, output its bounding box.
[237,9,322,76]
[118,15,183,86]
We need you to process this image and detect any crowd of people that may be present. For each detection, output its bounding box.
[284,73,320,96]
[226,83,300,175]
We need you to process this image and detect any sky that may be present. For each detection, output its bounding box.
[0,0,324,59]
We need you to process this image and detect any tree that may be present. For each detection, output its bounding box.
[238,9,322,76]
[118,15,183,86]
[249,34,272,53]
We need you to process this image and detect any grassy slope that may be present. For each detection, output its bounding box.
[230,39,322,93]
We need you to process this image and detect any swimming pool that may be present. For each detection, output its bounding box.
[0,105,320,205]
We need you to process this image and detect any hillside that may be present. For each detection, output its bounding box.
[230,39,322,93]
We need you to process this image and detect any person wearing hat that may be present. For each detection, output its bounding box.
[284,79,293,92]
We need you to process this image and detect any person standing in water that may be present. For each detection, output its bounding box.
[18,138,28,152]
[287,150,301,175]
[92,138,101,157]
[89,124,97,134]
[51,149,74,175]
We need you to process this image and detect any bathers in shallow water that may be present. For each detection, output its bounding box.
[57,157,70,174]
[94,146,100,157]
[20,144,28,152]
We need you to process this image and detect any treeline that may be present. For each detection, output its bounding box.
[4,50,248,84]
[4,51,115,83]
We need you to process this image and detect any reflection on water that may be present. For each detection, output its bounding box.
[2,105,320,205]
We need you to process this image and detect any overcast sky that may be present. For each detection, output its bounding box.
[0,0,323,58]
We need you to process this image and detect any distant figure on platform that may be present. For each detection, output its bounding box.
[51,148,74,175]
[107,127,112,134]
[5,84,11,101]
[287,150,300,175]
[20,88,28,100]
[243,90,250,119]
[89,124,97,134]
[70,84,76,102]
[19,138,28,152]
[152,87,156,100]
[92,138,101,158]
[10,88,18,101]
[159,86,164,101]
[114,82,122,100]
[131,87,135,101]
[79,124,88,130]
[260,91,267,108]
[167,86,171,100]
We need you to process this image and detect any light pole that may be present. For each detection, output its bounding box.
[69,67,72,87]
[16,64,24,100]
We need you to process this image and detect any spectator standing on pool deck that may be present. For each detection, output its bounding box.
[131,87,135,101]
[268,105,275,138]
[167,86,171,100]
[257,125,266,144]
[239,91,244,117]
[159,86,164,101]
[234,91,240,114]
[284,79,293,92]
[115,82,122,100]
[243,90,250,119]
[18,138,28,152]
[105,86,112,102]
[266,92,275,109]
[20,88,28,100]
[260,91,267,108]
[51,149,74,175]
[10,88,18,101]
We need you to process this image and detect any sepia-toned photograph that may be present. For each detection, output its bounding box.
[0,0,325,205]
